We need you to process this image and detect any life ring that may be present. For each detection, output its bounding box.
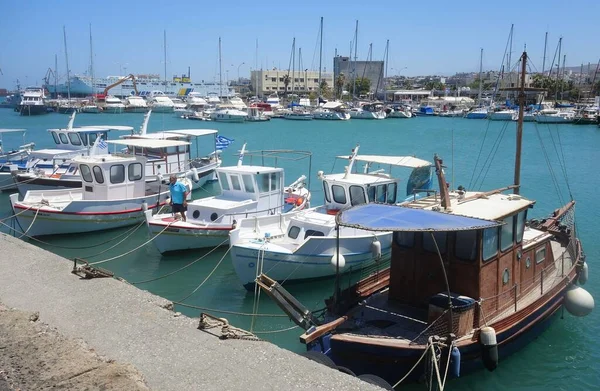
[326,209,340,215]
[295,197,304,206]
[285,197,296,204]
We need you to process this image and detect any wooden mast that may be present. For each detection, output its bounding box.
[514,52,527,195]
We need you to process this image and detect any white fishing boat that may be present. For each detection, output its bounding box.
[246,107,270,121]
[8,147,179,237]
[124,96,148,113]
[18,87,48,116]
[103,95,125,113]
[464,107,488,119]
[0,129,34,191]
[488,109,516,121]
[147,91,175,113]
[145,145,311,253]
[313,101,350,120]
[228,146,434,289]
[210,107,247,122]
[535,108,575,123]
[349,103,386,120]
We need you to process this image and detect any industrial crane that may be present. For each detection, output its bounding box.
[97,74,139,99]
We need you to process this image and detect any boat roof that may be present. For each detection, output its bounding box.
[47,125,134,133]
[29,149,83,159]
[218,165,282,174]
[73,154,144,164]
[322,101,343,109]
[337,155,432,168]
[0,129,26,134]
[404,190,536,221]
[323,172,397,185]
[337,203,502,232]
[164,129,218,137]
[108,139,190,148]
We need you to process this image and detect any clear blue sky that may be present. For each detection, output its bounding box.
[1,0,598,88]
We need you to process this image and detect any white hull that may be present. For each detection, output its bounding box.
[488,111,515,121]
[535,115,574,123]
[349,111,386,120]
[9,192,169,237]
[103,105,125,114]
[125,106,149,113]
[313,112,350,120]
[387,111,412,118]
[148,105,175,113]
[230,231,392,289]
[283,113,314,120]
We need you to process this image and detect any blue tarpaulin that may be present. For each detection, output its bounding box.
[337,204,501,232]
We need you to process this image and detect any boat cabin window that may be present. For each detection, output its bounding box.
[423,232,447,253]
[323,181,331,202]
[387,183,397,204]
[110,165,125,184]
[242,175,255,193]
[349,185,366,206]
[368,186,376,202]
[270,172,280,191]
[515,209,527,244]
[80,164,93,183]
[394,232,415,248]
[332,185,347,204]
[535,247,546,264]
[259,174,270,192]
[219,172,230,191]
[500,215,514,251]
[128,163,143,181]
[455,230,477,261]
[68,133,82,146]
[482,227,499,261]
[304,229,325,239]
[376,184,387,203]
[288,226,300,239]
[92,165,104,184]
[58,133,69,144]
[231,175,242,191]
[51,131,61,145]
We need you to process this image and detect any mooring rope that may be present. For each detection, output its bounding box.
[17,207,40,239]
[82,221,146,259]
[173,302,289,318]
[175,246,231,303]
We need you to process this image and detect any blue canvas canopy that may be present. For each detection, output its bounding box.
[337,204,502,232]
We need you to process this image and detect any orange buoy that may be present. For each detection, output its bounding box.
[285,197,296,204]
[326,209,340,215]
[295,197,304,206]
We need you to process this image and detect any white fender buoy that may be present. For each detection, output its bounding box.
[479,326,498,372]
[191,167,200,182]
[331,253,346,270]
[141,201,148,212]
[564,284,594,317]
[578,262,589,286]
[371,239,382,261]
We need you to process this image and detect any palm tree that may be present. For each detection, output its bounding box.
[335,73,346,99]
[283,74,291,97]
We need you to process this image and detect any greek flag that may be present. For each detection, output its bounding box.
[97,138,108,151]
[215,135,234,150]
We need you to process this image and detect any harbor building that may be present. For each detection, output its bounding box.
[251,70,333,97]
[333,56,384,96]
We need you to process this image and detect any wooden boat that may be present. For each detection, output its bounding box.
[256,52,594,388]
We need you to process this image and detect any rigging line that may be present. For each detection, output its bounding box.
[172,301,289,317]
[471,121,509,190]
[176,246,231,303]
[17,207,40,239]
[126,238,229,285]
[393,340,433,388]
[477,122,510,191]
[554,127,573,200]
[468,119,494,189]
[83,220,147,259]
[88,219,177,266]
[533,123,565,204]
[253,325,299,334]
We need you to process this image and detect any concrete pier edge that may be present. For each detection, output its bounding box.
[0,233,381,390]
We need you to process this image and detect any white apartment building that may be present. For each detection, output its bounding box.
[251,69,333,97]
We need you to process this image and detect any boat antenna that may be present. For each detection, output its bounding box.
[237,143,247,167]
[513,52,527,195]
[318,17,323,99]
[63,26,71,102]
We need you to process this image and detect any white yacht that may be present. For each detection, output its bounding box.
[464,107,488,119]
[186,92,209,111]
[147,91,175,113]
[103,95,126,113]
[124,95,148,113]
[210,106,247,122]
[145,145,310,253]
[228,146,434,289]
[17,87,48,116]
[266,93,281,109]
[385,105,412,118]
[207,92,221,104]
[313,101,350,120]
[349,103,386,119]
[535,109,575,123]
[283,109,314,120]
[488,109,516,121]
[228,96,247,110]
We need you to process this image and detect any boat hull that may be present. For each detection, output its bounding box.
[124,106,149,113]
[18,104,48,116]
[230,232,392,289]
[535,115,573,124]
[465,112,487,119]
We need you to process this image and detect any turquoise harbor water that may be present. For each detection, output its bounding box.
[0,109,598,390]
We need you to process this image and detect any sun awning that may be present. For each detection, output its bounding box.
[107,139,190,148]
[0,129,26,134]
[337,204,502,232]
[336,155,432,168]
[47,126,135,133]
[164,129,218,137]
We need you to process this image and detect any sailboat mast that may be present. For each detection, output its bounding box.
[514,52,527,195]
[63,26,71,101]
[89,24,94,100]
[542,31,548,74]
[477,48,483,104]
[352,20,358,98]
[318,16,323,98]
[164,30,167,93]
[218,37,222,98]
[555,37,562,101]
[54,54,58,100]
[291,38,296,99]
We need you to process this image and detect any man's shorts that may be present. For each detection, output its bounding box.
[172,203,187,214]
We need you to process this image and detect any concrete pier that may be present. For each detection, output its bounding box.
[0,234,380,390]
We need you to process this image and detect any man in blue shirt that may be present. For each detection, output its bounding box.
[169,175,190,222]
